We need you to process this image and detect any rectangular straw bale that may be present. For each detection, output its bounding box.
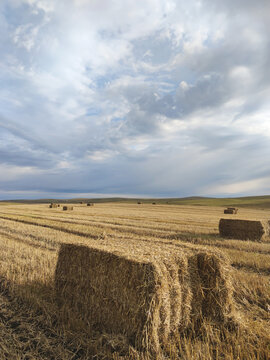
[87,203,94,206]
[219,218,269,241]
[63,205,73,211]
[55,244,164,353]
[224,208,238,214]
[49,203,58,208]
[55,244,235,356]
[224,209,234,214]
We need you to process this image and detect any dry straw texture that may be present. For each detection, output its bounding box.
[62,206,73,211]
[219,218,270,241]
[55,243,234,356]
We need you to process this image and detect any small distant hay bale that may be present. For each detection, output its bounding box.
[224,209,234,214]
[55,244,234,356]
[137,202,141,204]
[224,207,238,214]
[63,205,73,211]
[87,203,94,206]
[49,203,58,208]
[219,218,269,241]
[152,202,156,205]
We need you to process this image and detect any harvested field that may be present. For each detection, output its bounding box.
[0,202,269,359]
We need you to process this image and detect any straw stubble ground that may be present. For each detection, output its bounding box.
[0,203,269,359]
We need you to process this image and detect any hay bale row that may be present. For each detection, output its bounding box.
[63,206,73,211]
[55,244,234,356]
[219,218,269,241]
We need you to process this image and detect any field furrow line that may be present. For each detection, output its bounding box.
[0,214,179,239]
[0,229,57,252]
[0,216,102,240]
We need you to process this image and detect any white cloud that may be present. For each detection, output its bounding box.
[25,0,55,13]
[207,177,270,196]
[86,150,118,162]
[0,164,45,181]
[13,23,40,51]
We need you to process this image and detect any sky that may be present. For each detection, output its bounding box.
[0,0,270,200]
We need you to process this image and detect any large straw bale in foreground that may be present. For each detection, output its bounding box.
[219,218,269,241]
[55,244,234,355]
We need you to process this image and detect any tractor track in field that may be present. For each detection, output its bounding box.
[231,262,270,276]
[0,211,211,235]
[0,215,101,241]
[0,214,180,240]
[0,228,57,252]
[0,212,180,238]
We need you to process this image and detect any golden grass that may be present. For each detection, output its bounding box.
[0,202,269,359]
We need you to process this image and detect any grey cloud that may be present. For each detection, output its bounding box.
[108,72,231,123]
[174,73,230,116]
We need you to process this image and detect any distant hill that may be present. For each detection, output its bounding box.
[2,195,270,209]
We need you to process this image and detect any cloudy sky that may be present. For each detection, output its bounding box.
[0,0,270,199]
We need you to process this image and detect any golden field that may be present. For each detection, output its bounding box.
[0,202,269,359]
